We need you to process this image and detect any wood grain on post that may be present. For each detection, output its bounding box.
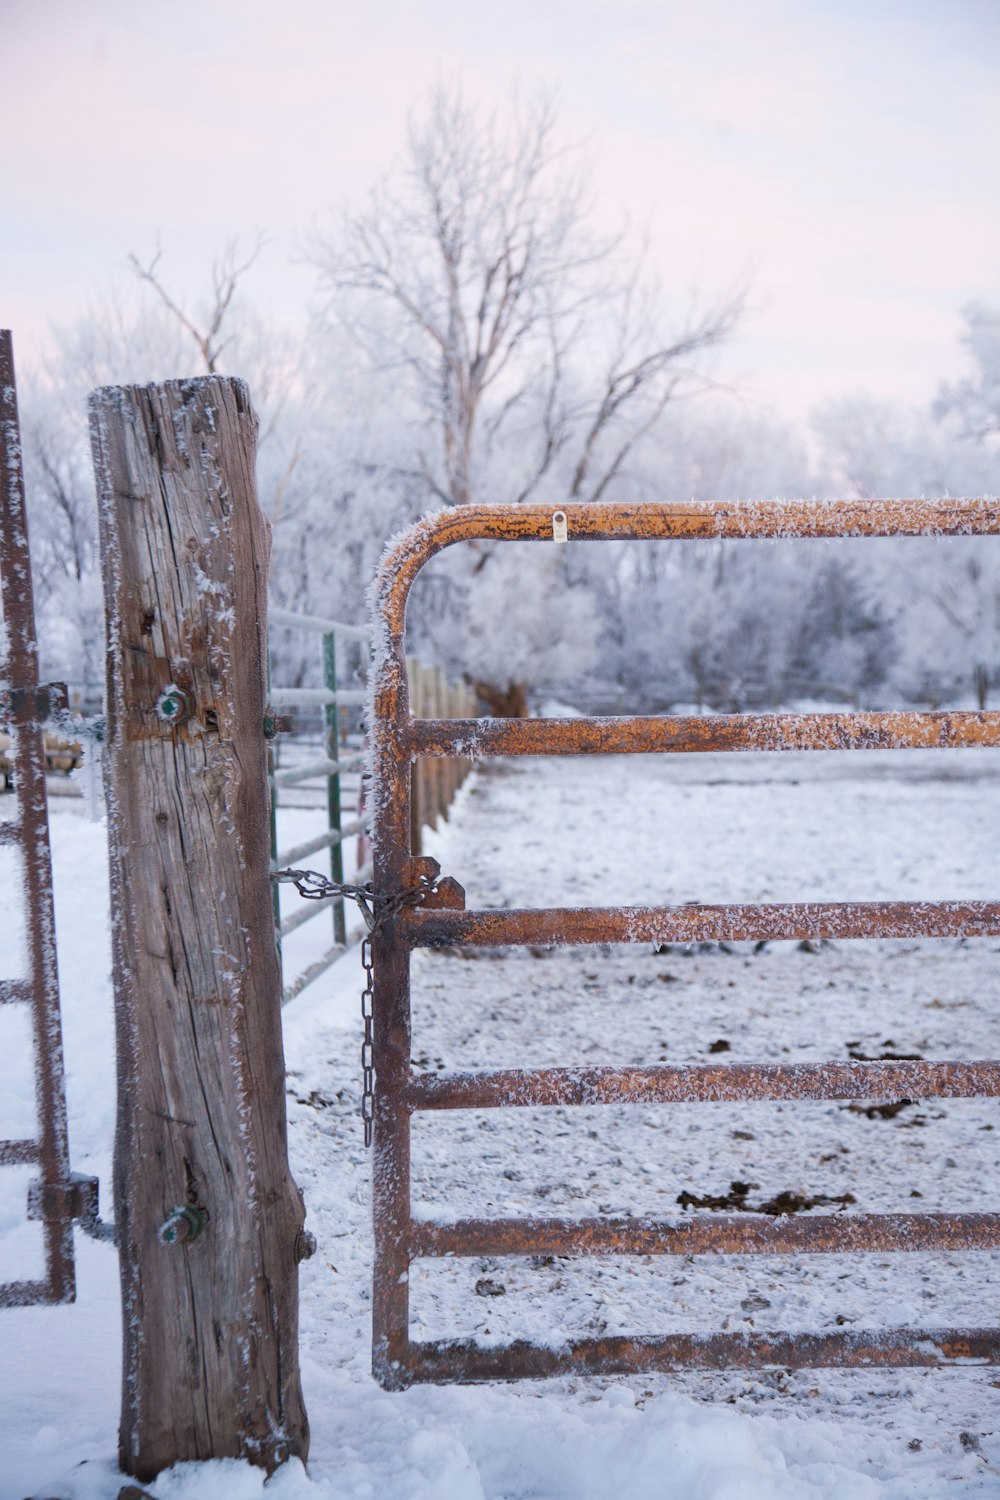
[90,378,309,1481]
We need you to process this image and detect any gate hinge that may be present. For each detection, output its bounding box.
[263,712,294,739]
[0,682,69,724]
[27,1173,116,1242]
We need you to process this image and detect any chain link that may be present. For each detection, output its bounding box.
[360,937,375,1147]
[272,866,438,1147]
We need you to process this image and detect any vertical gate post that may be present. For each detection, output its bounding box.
[0,329,78,1308]
[90,378,309,1481]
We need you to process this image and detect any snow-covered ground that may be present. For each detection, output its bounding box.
[2,747,1000,1497]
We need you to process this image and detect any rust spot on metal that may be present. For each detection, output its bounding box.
[406,1328,1000,1384]
[407,900,1000,949]
[407,1059,1000,1110]
[939,1338,977,1361]
[409,1212,1000,1260]
[408,709,1000,758]
[418,876,466,910]
[368,499,1000,1388]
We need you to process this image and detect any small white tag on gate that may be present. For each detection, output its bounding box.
[552,510,568,544]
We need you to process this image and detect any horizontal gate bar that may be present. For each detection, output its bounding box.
[408,710,1000,758]
[272,815,369,867]
[268,605,371,642]
[407,1328,1000,1382]
[408,1058,1000,1109]
[0,1139,40,1166]
[407,900,1000,948]
[0,979,32,1005]
[274,828,341,864]
[279,893,341,937]
[272,753,364,787]
[0,1279,62,1308]
[382,500,1000,557]
[269,686,367,707]
[282,943,346,1006]
[410,1211,1000,1259]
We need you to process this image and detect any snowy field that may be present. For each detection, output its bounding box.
[2,747,1000,1497]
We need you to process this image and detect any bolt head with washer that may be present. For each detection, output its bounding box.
[159,1204,207,1245]
[155,684,194,727]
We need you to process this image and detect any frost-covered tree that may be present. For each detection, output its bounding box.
[814,385,1000,705]
[884,537,1000,708]
[311,87,741,516]
[21,301,189,685]
[575,403,821,710]
[935,301,1000,442]
[813,389,1000,500]
[22,244,312,688]
[309,85,742,707]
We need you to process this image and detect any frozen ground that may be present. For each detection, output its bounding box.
[2,747,1000,1497]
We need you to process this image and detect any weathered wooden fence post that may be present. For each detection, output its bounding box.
[90,377,309,1482]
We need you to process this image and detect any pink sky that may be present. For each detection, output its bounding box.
[2,0,998,421]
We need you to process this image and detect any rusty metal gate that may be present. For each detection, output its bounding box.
[369,499,1000,1388]
[0,330,95,1306]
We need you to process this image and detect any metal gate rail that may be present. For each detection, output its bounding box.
[369,498,1000,1387]
[0,330,90,1307]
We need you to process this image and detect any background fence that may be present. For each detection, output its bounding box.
[267,613,478,1000]
[268,607,371,1002]
[408,659,477,855]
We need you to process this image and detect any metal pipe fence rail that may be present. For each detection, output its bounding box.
[368,497,1000,1389]
[268,607,372,1002]
[268,612,477,1001]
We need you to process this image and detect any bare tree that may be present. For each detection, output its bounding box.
[128,236,264,375]
[311,86,743,513]
[24,412,94,588]
[128,238,307,512]
[23,239,305,687]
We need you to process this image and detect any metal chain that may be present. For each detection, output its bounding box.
[360,936,375,1146]
[272,866,438,1147]
[272,867,381,930]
